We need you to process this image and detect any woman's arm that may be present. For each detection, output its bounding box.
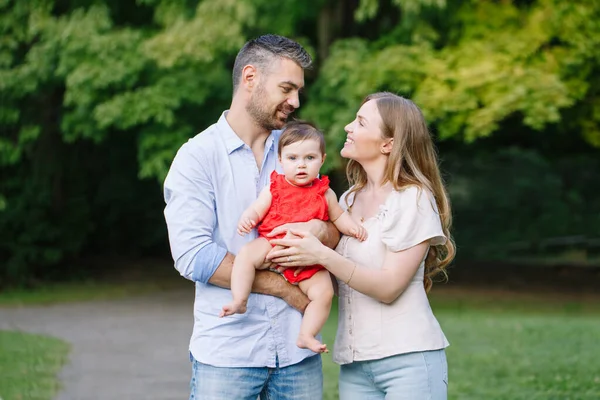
[268,230,428,304]
[320,242,427,303]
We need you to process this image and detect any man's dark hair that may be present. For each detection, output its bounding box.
[232,34,312,93]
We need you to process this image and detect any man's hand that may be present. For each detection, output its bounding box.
[208,253,309,313]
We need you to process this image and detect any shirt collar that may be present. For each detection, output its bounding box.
[217,111,245,154]
[218,111,278,155]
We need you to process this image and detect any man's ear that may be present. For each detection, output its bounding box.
[242,64,258,90]
[381,138,393,155]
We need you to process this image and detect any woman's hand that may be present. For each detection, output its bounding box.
[266,229,327,270]
[265,220,320,240]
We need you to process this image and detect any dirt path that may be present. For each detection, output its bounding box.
[0,290,194,400]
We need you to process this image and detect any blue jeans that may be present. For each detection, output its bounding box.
[338,350,448,400]
[189,354,323,400]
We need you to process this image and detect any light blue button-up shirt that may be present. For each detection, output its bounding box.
[164,111,318,367]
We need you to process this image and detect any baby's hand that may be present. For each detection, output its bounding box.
[237,217,256,236]
[351,225,368,242]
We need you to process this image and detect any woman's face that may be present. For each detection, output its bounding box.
[341,99,387,163]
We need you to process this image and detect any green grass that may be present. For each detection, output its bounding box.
[321,290,600,400]
[508,249,600,268]
[0,279,185,307]
[0,331,70,400]
[0,259,186,307]
[1,283,599,399]
[441,312,599,399]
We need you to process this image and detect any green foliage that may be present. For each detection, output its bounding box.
[303,38,435,171]
[444,148,600,259]
[356,0,446,22]
[1,0,599,284]
[415,0,595,141]
[306,0,600,170]
[0,170,92,281]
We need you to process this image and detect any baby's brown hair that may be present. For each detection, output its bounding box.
[278,121,326,155]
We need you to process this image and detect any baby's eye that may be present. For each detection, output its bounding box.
[307,156,315,160]
[288,156,296,160]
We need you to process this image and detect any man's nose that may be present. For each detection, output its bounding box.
[288,93,300,109]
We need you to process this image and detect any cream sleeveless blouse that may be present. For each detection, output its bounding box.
[333,186,449,365]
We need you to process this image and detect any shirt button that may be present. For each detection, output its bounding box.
[349,329,352,335]
[347,345,352,350]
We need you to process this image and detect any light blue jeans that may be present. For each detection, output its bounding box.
[189,354,323,400]
[338,350,448,400]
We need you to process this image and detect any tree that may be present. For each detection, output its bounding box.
[303,0,600,170]
[0,0,323,283]
[1,0,599,284]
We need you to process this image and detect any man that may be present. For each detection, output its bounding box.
[163,34,339,399]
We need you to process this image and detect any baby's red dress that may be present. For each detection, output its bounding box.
[258,171,330,284]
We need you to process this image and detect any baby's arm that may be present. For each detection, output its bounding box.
[325,189,367,241]
[238,187,273,235]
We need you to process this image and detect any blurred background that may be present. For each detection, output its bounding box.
[1,1,599,399]
[2,0,600,286]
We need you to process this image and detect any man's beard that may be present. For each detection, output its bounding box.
[246,85,293,131]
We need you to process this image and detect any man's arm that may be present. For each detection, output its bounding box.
[163,145,308,312]
[164,146,226,283]
[313,219,342,249]
[208,253,309,313]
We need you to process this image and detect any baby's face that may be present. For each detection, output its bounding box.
[279,139,325,186]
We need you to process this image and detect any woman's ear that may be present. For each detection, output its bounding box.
[381,138,393,155]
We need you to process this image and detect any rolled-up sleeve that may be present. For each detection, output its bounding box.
[163,144,227,283]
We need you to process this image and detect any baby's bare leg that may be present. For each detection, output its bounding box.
[296,270,334,353]
[220,238,272,317]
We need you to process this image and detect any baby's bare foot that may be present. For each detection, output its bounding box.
[219,301,247,317]
[297,334,328,353]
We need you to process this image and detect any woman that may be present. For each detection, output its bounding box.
[268,92,455,399]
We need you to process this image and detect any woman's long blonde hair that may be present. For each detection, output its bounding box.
[346,92,455,292]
